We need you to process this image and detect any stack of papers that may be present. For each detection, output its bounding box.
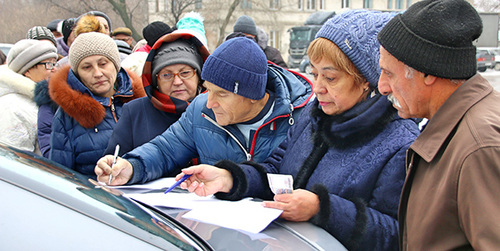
[116,178,283,234]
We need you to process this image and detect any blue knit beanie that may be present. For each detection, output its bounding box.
[201,37,267,100]
[315,9,395,88]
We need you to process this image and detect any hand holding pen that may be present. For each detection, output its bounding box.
[108,144,120,185]
[175,164,234,197]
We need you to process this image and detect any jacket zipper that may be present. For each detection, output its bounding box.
[110,96,118,122]
[202,113,251,161]
[248,104,295,158]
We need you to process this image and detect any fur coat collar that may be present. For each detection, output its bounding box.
[49,65,145,128]
[0,65,36,99]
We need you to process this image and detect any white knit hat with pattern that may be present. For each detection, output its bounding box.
[69,32,121,73]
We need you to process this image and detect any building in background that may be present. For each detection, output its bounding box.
[147,0,420,67]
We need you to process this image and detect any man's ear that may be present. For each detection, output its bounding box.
[423,74,437,86]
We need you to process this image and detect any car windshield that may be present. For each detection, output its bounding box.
[0,144,209,250]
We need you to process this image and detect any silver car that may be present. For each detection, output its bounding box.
[0,143,346,250]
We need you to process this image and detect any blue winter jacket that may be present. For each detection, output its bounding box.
[213,95,420,251]
[125,64,313,184]
[34,80,58,158]
[49,66,145,177]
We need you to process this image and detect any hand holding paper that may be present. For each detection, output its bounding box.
[267,173,293,194]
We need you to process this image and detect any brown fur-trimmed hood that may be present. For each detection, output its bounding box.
[49,65,145,128]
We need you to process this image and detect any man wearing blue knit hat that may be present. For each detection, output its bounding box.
[96,37,313,185]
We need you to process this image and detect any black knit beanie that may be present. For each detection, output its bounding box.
[143,21,175,47]
[378,0,482,79]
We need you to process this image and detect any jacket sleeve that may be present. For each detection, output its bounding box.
[104,102,134,156]
[0,97,38,153]
[309,144,406,251]
[123,99,199,184]
[37,104,55,158]
[459,147,500,249]
[49,109,75,170]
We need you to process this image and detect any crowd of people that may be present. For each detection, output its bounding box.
[1,0,500,250]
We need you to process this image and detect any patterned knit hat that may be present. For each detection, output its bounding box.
[69,32,121,73]
[26,26,57,46]
[7,39,57,74]
[201,37,267,100]
[378,0,482,79]
[315,9,395,88]
[176,12,208,46]
[233,15,257,36]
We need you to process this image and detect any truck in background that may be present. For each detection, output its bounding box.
[475,12,499,48]
[287,11,335,68]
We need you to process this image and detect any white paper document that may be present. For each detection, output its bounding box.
[182,198,283,234]
[124,187,282,233]
[118,177,283,233]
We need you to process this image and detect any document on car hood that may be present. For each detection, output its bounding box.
[124,191,283,234]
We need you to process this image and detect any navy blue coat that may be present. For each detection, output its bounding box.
[125,64,313,184]
[34,80,58,158]
[214,95,420,250]
[103,96,183,156]
[48,66,145,177]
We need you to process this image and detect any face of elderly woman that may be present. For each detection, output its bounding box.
[77,55,117,97]
[156,63,199,101]
[310,57,369,116]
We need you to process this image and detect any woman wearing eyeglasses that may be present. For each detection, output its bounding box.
[48,32,145,177]
[0,39,58,154]
[103,23,210,157]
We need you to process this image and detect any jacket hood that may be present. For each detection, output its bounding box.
[0,65,36,99]
[49,65,145,128]
[142,31,210,92]
[264,64,313,116]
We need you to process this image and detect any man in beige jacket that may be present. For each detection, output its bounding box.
[377,0,500,250]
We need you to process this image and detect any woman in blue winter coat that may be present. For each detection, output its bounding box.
[175,10,420,250]
[103,15,210,156]
[49,32,145,177]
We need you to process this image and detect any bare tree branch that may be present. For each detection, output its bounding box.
[217,0,242,47]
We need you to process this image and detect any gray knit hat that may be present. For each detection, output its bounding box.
[7,39,57,74]
[151,39,204,87]
[233,15,257,36]
[26,26,57,46]
[378,0,482,79]
[69,32,121,73]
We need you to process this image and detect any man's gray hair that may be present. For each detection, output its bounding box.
[405,65,465,85]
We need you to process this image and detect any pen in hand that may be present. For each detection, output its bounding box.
[164,174,192,194]
[108,144,120,185]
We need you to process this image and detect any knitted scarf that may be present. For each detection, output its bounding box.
[150,88,189,114]
[295,92,397,188]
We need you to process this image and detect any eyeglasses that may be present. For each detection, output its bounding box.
[157,69,196,82]
[36,62,56,70]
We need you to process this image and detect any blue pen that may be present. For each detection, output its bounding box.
[164,174,192,194]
